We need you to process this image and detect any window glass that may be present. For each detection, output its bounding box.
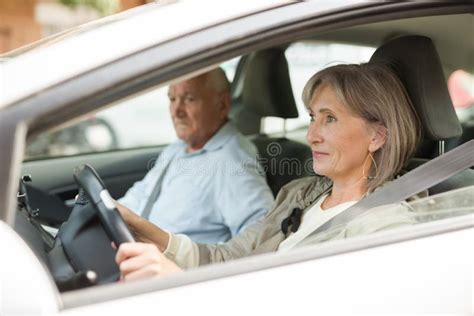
[447,69,474,123]
[261,42,375,136]
[221,56,240,83]
[407,186,473,222]
[24,58,240,160]
[297,186,474,249]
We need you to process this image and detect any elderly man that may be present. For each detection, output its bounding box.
[119,68,274,243]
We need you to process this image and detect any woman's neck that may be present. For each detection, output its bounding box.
[322,178,368,209]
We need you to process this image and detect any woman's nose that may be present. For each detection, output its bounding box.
[307,122,323,144]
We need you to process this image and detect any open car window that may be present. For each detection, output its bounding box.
[24,57,241,160]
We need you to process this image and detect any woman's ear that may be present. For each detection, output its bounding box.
[368,124,387,153]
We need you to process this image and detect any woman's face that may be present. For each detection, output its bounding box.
[306,84,376,183]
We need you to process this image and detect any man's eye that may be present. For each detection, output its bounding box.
[169,97,175,102]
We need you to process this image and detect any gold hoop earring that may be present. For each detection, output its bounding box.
[362,152,378,180]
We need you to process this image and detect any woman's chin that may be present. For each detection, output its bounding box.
[313,165,329,177]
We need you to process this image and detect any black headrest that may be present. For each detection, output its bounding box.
[242,48,299,119]
[370,35,462,140]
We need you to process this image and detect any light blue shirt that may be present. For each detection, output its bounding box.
[119,122,274,243]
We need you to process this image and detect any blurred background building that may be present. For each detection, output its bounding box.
[0,0,151,53]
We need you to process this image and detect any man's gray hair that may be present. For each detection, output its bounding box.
[204,67,230,94]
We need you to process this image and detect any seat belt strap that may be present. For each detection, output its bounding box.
[141,155,174,220]
[304,139,474,239]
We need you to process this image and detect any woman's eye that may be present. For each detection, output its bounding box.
[326,115,336,123]
[309,114,315,122]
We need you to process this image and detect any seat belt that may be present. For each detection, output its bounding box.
[303,139,474,240]
[141,155,174,220]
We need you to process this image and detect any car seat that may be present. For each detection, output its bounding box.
[230,48,313,196]
[369,35,474,195]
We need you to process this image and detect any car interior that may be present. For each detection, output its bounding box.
[13,11,474,295]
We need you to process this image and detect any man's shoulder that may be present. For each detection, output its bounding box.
[149,141,184,170]
[219,127,259,158]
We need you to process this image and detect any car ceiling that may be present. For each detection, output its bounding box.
[308,13,474,76]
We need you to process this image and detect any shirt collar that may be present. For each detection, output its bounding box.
[202,121,236,152]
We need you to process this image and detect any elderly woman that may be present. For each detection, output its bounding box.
[115,63,421,281]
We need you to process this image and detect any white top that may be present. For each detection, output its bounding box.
[278,194,357,252]
[165,194,358,268]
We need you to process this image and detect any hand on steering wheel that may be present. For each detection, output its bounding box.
[74,164,135,246]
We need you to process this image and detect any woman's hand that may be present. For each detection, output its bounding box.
[114,200,140,224]
[116,242,182,281]
[113,201,169,251]
[113,201,144,241]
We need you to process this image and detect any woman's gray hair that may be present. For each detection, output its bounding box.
[302,63,421,192]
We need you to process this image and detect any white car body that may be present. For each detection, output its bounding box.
[2,215,472,314]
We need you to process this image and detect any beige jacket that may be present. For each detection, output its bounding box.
[164,176,418,268]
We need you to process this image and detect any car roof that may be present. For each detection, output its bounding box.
[310,13,474,77]
[0,0,294,108]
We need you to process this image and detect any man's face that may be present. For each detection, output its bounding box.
[168,76,228,151]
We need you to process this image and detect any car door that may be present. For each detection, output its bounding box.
[1,1,473,315]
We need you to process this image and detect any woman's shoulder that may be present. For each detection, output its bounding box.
[279,175,322,193]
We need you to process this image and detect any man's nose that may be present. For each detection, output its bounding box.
[307,122,323,144]
[171,99,186,117]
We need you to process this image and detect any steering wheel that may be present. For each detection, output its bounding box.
[73,164,134,246]
[30,163,136,291]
